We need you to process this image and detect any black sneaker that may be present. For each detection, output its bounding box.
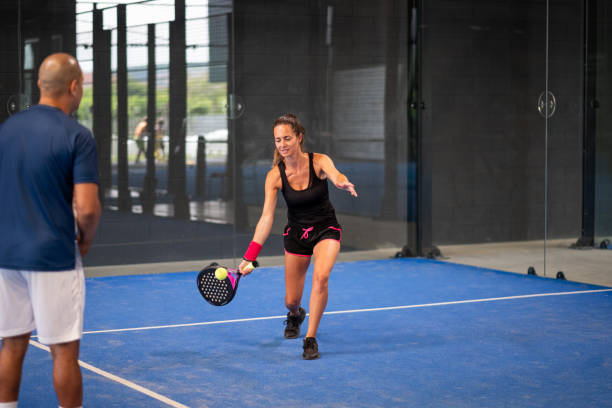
[302,337,320,360]
[283,307,306,339]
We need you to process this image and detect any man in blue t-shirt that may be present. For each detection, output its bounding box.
[0,53,101,408]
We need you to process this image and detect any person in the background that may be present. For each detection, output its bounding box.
[0,53,101,408]
[133,116,148,163]
[155,119,165,160]
[238,113,357,360]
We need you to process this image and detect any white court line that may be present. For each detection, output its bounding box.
[83,314,287,335]
[28,340,190,408]
[323,288,612,315]
[83,288,612,336]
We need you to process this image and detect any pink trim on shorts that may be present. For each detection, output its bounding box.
[328,226,342,242]
[318,238,341,245]
[284,249,312,257]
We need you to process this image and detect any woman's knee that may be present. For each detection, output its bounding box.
[312,273,329,293]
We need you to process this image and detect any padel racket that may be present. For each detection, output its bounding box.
[196,261,257,306]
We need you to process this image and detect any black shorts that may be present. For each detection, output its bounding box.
[283,223,342,257]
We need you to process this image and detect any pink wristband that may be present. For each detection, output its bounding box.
[244,241,262,262]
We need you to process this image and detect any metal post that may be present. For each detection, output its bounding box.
[116,4,131,211]
[578,0,597,247]
[92,5,112,205]
[195,136,207,198]
[142,23,158,214]
[168,0,189,219]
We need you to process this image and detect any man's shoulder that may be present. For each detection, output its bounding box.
[1,107,39,128]
[3,105,88,133]
[57,112,94,144]
[0,107,54,141]
[72,120,94,139]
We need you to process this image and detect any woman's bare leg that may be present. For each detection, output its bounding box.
[283,252,310,314]
[306,239,340,338]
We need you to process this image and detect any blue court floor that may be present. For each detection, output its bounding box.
[17,259,612,407]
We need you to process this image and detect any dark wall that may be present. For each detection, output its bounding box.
[547,1,584,239]
[0,0,76,124]
[421,0,583,244]
[595,0,612,238]
[0,2,21,124]
[232,0,410,160]
[2,0,601,251]
[230,0,413,248]
[233,1,328,158]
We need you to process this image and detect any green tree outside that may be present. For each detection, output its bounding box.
[77,70,226,129]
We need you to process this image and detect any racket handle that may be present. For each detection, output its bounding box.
[230,261,258,275]
[243,261,258,273]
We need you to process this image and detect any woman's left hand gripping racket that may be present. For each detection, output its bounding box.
[196,261,257,306]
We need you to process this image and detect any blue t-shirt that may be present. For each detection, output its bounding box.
[0,104,99,271]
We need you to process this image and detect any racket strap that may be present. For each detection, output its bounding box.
[227,271,238,289]
[244,241,262,262]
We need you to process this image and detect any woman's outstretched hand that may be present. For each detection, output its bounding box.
[337,179,358,197]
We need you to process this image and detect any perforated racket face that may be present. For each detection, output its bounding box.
[197,266,239,306]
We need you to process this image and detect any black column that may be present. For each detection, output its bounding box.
[169,0,189,219]
[92,6,112,205]
[415,0,431,256]
[578,0,598,247]
[407,0,420,255]
[116,4,131,211]
[396,0,421,258]
[142,23,158,214]
[195,136,207,198]
[226,11,248,230]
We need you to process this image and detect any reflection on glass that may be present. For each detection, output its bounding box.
[70,0,414,267]
[595,1,612,246]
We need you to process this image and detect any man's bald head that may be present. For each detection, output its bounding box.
[38,53,82,99]
[38,53,83,114]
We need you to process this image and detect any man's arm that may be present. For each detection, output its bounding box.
[73,183,101,256]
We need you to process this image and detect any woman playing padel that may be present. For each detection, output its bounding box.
[239,113,357,360]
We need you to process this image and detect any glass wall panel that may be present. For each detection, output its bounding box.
[72,1,241,267]
[231,0,416,261]
[594,1,612,246]
[544,0,585,277]
[421,1,548,274]
[543,0,611,286]
[13,0,610,284]
[5,0,417,272]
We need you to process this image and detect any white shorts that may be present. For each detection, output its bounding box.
[0,254,85,345]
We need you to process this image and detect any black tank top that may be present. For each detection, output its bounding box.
[278,153,338,226]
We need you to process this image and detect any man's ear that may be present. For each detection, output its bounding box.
[69,79,79,96]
